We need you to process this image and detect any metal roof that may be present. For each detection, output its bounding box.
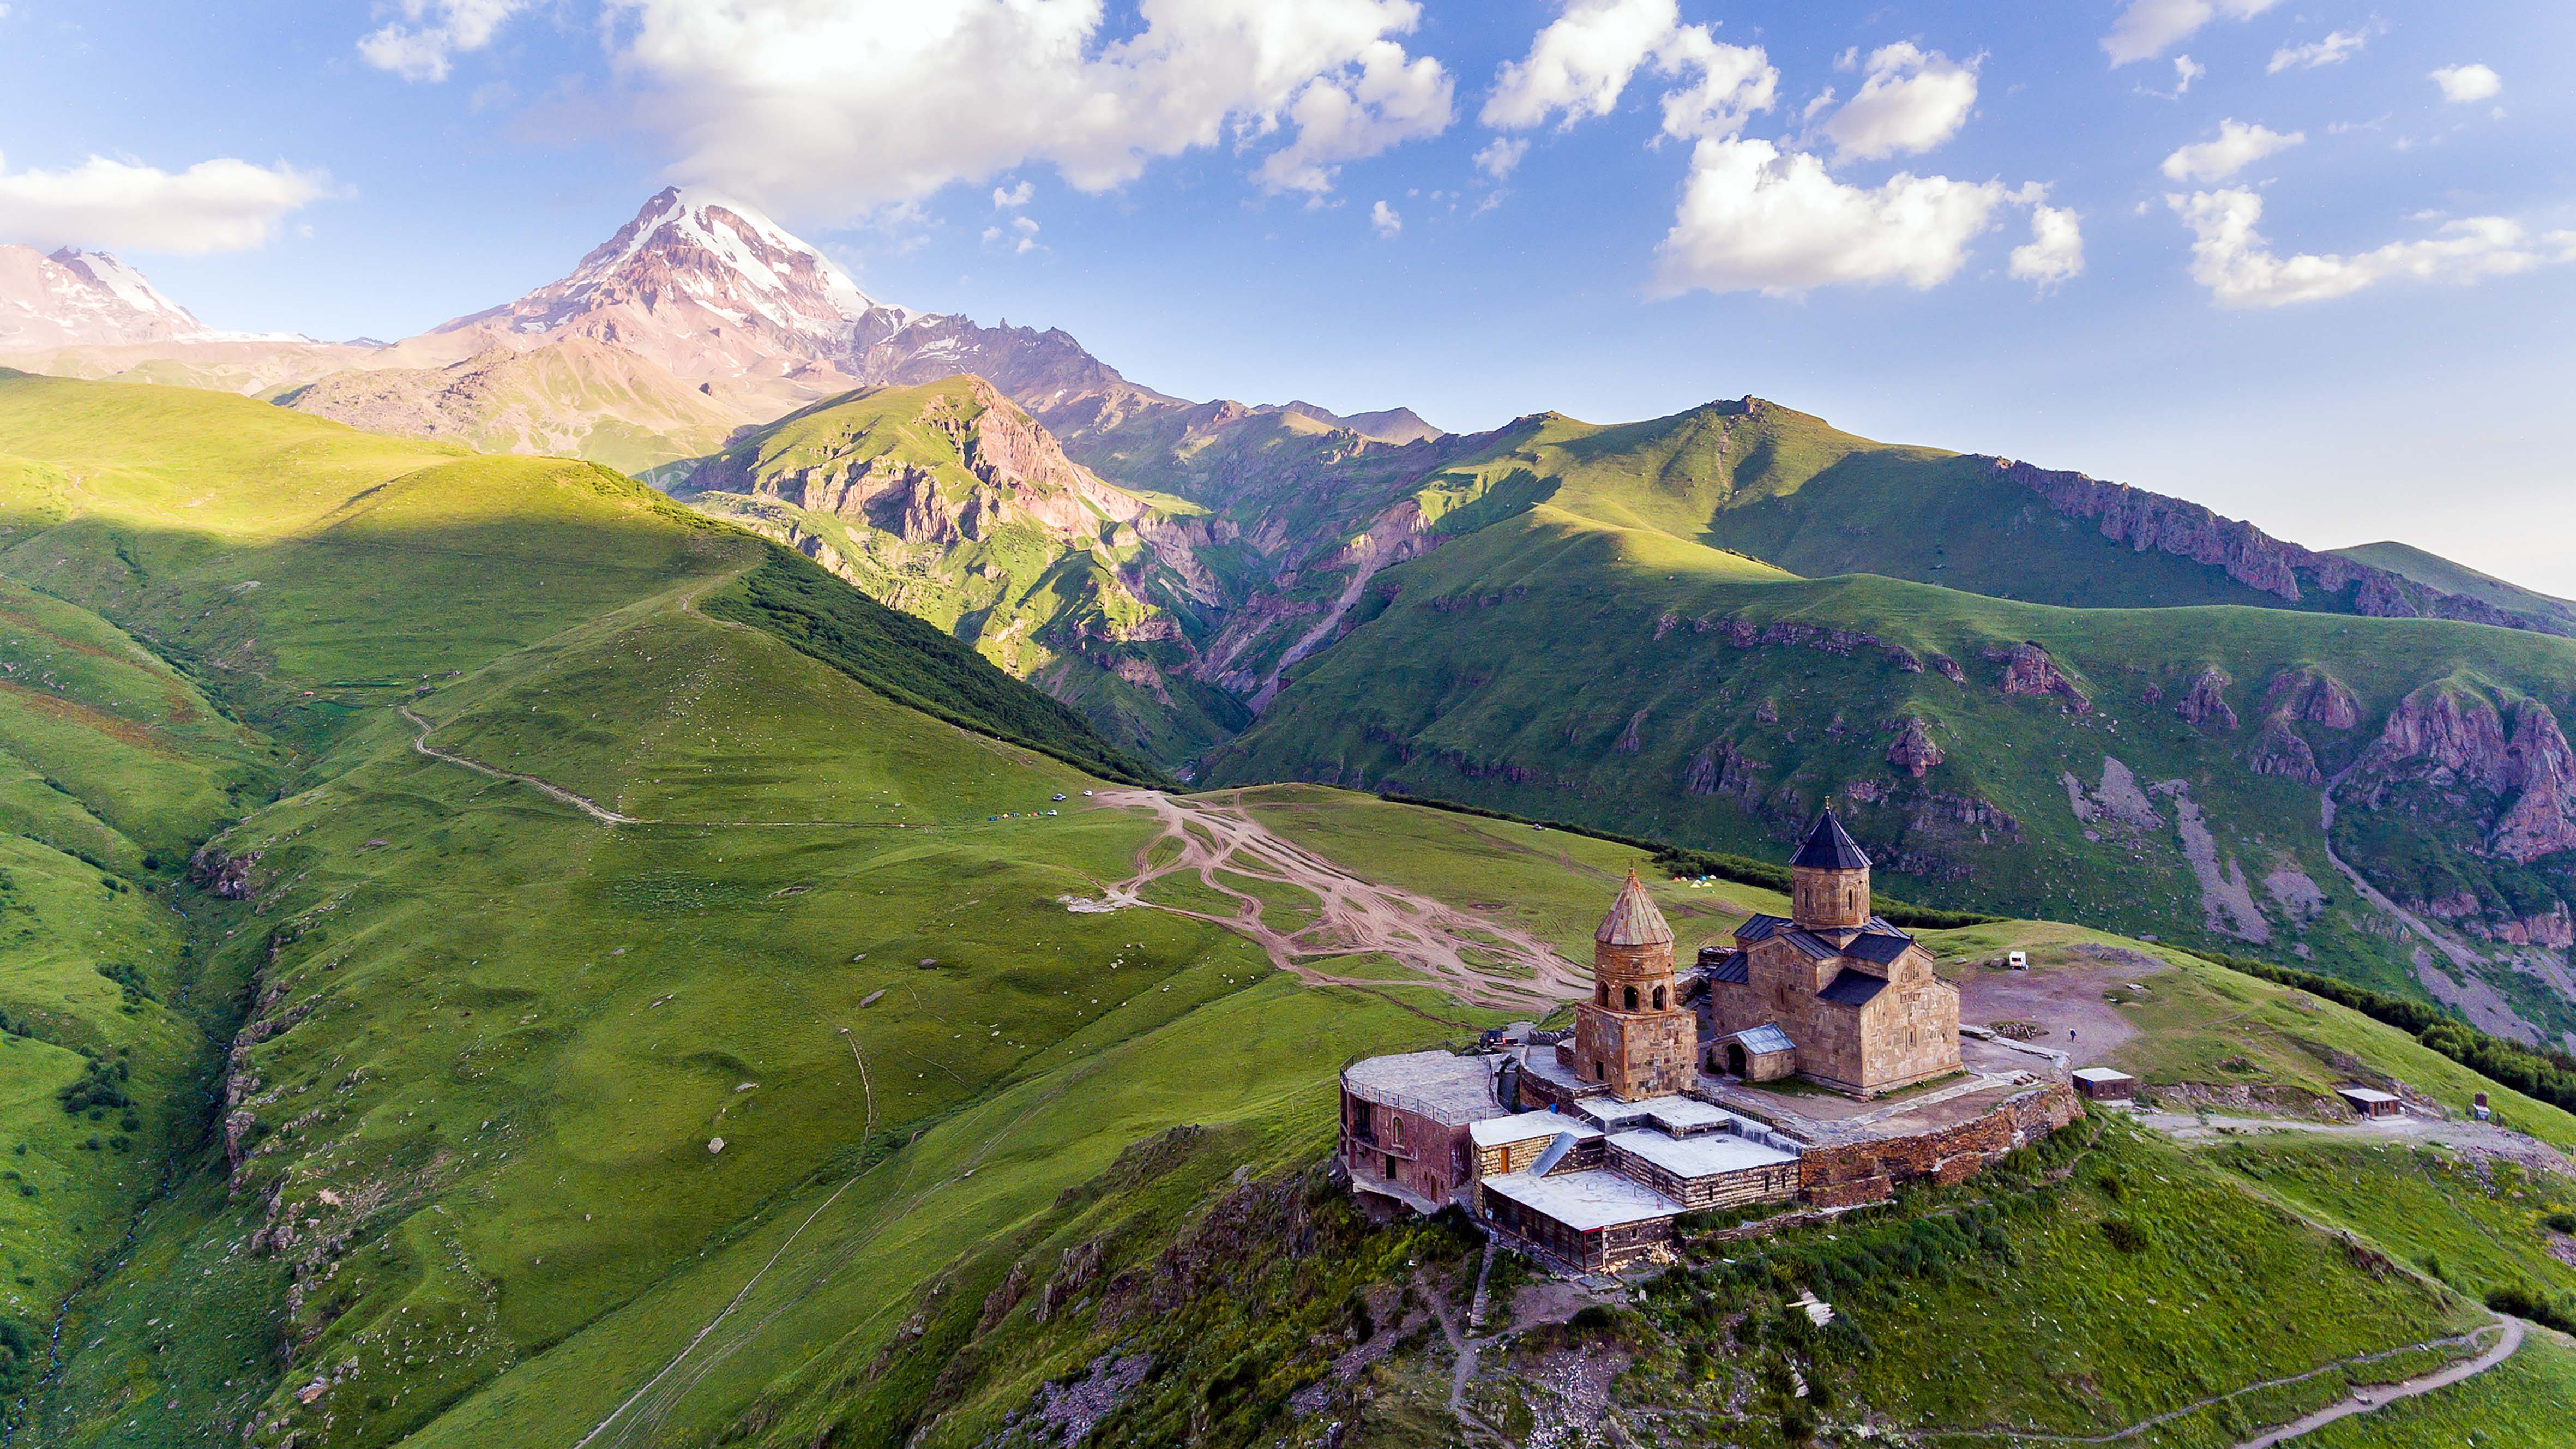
[1702,951,1749,984]
[1790,807,1872,871]
[1816,969,1888,1006]
[1728,1023,1797,1055]
[1843,931,1915,965]
[1595,868,1675,946]
[1780,930,1843,961]
[2071,1067,2134,1083]
[1736,913,1789,942]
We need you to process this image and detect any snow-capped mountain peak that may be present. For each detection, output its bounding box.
[0,245,210,350]
[443,187,910,370]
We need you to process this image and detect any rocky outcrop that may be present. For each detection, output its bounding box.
[1683,740,1761,799]
[2494,699,2576,862]
[2354,684,2517,796]
[1989,456,2562,635]
[2176,668,2238,732]
[2265,667,2362,730]
[2250,717,2325,786]
[1888,717,1943,778]
[189,846,264,901]
[2350,685,2576,863]
[1984,642,2091,713]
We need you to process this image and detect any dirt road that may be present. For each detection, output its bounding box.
[1091,790,1588,1012]
[2135,1107,2576,1178]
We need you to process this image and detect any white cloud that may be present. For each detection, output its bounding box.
[2430,63,2503,104]
[2267,23,2377,74]
[1370,199,1401,236]
[992,180,1033,208]
[603,0,1452,214]
[2102,0,2278,68]
[358,0,533,83]
[1483,0,1674,129]
[1473,136,1528,181]
[981,213,1041,254]
[1820,43,1978,160]
[0,152,329,254]
[1480,0,1775,142]
[1650,25,1780,141]
[2159,119,2303,182]
[2169,188,2576,306]
[1255,39,1454,194]
[2011,203,2084,289]
[1652,136,2021,297]
[2174,55,2205,94]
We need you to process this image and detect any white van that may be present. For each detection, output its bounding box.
[2008,951,2029,971]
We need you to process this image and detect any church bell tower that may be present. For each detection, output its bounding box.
[1570,868,1697,1101]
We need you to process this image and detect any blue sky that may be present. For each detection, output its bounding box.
[3,1,2572,590]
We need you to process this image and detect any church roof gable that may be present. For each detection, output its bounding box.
[1817,969,1889,1006]
[1735,913,1789,942]
[1843,930,1916,965]
[1596,868,1675,945]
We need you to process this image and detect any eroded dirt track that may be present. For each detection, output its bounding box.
[1092,790,1588,1011]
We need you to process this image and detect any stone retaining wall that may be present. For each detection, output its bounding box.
[1798,1083,2081,1209]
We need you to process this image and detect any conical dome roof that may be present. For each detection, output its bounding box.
[1595,867,1675,946]
[1791,805,1871,870]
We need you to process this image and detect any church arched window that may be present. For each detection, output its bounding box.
[1653,985,1668,1011]
[1623,985,1639,1011]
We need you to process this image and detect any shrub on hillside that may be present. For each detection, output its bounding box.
[2485,1283,2576,1334]
[0,1317,33,1396]
[2099,1217,2153,1254]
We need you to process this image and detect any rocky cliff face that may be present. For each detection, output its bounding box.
[1990,458,2565,635]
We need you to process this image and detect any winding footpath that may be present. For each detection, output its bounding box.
[400,705,639,825]
[2236,1317,2524,1449]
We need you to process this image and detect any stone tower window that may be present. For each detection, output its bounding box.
[1653,984,1668,1011]
[1623,985,1639,1011]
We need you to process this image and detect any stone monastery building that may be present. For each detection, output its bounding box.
[1340,809,2068,1270]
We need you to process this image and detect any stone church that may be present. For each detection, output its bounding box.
[1697,805,1961,1096]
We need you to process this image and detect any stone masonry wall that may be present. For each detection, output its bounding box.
[1798,1083,2081,1209]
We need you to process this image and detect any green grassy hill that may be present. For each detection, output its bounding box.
[2334,540,2576,634]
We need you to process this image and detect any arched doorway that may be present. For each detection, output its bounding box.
[1724,1042,1747,1077]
